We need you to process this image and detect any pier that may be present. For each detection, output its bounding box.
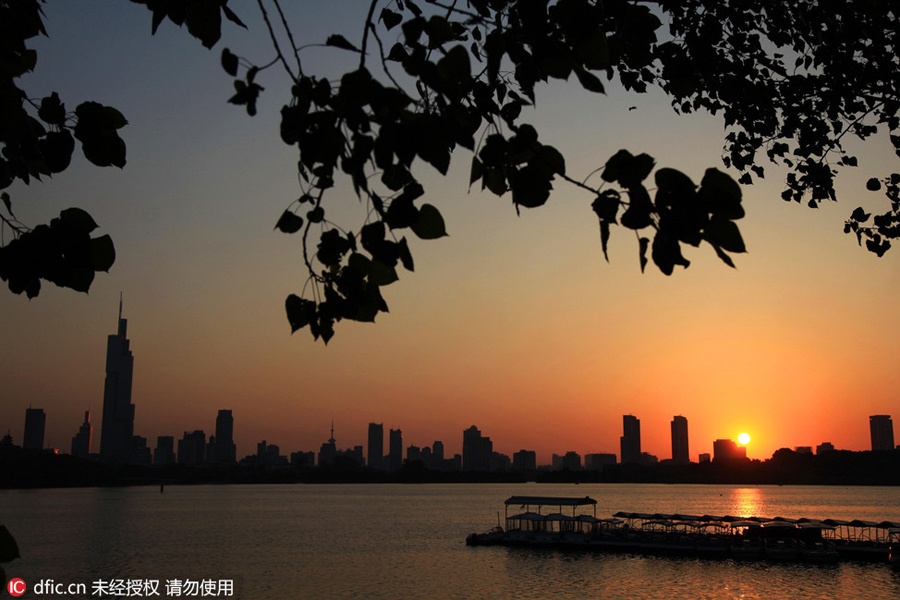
[466,496,900,564]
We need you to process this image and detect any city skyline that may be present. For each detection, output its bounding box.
[2,2,898,466]
[13,399,896,468]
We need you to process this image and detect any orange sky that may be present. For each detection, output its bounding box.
[2,3,897,465]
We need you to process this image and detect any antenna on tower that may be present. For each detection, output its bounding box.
[119,291,123,320]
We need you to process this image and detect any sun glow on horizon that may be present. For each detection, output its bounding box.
[738,432,751,445]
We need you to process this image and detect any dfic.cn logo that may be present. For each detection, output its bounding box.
[7,577,26,597]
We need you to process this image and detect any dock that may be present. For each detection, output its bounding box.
[466,496,900,564]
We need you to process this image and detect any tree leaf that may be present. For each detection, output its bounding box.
[638,237,649,273]
[411,203,448,239]
[0,525,20,562]
[90,234,116,272]
[704,218,746,253]
[285,294,313,333]
[326,34,360,52]
[600,220,611,261]
[221,48,239,76]
[59,207,99,233]
[275,210,304,234]
[574,66,605,94]
[380,8,402,30]
[591,190,620,222]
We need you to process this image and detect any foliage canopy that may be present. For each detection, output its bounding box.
[1,0,897,342]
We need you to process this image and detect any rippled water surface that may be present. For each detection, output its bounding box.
[3,483,899,598]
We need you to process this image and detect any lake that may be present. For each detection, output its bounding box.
[3,483,900,598]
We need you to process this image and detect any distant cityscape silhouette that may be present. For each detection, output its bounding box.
[3,302,898,487]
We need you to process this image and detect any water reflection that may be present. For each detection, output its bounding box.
[730,487,763,517]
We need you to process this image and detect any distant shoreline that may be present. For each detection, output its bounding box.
[2,445,899,490]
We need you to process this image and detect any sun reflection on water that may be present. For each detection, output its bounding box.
[730,487,763,518]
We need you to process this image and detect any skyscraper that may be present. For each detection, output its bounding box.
[388,428,403,471]
[23,408,45,450]
[100,296,135,464]
[367,422,384,469]
[71,410,92,458]
[318,422,337,467]
[671,415,689,464]
[869,415,895,451]
[462,425,492,471]
[620,415,641,464]
[214,409,236,464]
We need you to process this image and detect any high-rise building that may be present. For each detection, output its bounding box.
[713,438,746,462]
[154,436,175,466]
[23,408,46,450]
[318,422,337,467]
[71,410,92,458]
[869,415,895,451]
[100,296,136,464]
[620,415,641,464]
[177,430,206,466]
[513,449,537,472]
[585,453,617,471]
[388,428,403,471]
[671,415,689,464]
[213,409,236,465]
[367,422,384,469]
[462,425,492,471]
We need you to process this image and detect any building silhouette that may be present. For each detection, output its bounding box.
[23,408,45,450]
[869,415,895,451]
[713,438,747,462]
[816,442,835,454]
[513,449,537,472]
[131,435,152,465]
[388,428,403,471]
[318,423,337,467]
[620,415,641,464]
[213,409,236,465]
[367,422,383,469]
[100,297,136,464]
[71,410,92,458]
[177,430,206,466]
[154,435,175,466]
[585,453,616,471]
[462,425,492,471]
[671,415,689,464]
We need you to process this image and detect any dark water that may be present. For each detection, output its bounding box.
[3,483,899,599]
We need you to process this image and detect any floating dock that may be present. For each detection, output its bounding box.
[466,496,900,564]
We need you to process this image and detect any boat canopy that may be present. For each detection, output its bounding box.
[505,496,597,507]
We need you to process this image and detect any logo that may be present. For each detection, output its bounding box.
[7,578,26,597]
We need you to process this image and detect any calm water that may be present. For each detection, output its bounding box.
[3,483,900,599]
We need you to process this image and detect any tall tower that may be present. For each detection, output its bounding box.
[671,415,689,464]
[620,415,641,464]
[23,408,46,450]
[71,410,92,458]
[869,415,895,451]
[214,409,236,464]
[388,428,403,471]
[367,422,384,469]
[100,295,135,464]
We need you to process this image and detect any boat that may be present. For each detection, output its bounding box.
[465,526,505,546]
[764,538,798,561]
[799,540,839,563]
[888,528,900,565]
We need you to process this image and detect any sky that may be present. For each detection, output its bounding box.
[2,2,898,466]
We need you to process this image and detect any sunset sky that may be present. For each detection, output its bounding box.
[2,2,897,465]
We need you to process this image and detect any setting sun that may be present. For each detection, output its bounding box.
[738,432,751,445]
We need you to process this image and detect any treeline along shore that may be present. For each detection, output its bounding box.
[2,445,899,488]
